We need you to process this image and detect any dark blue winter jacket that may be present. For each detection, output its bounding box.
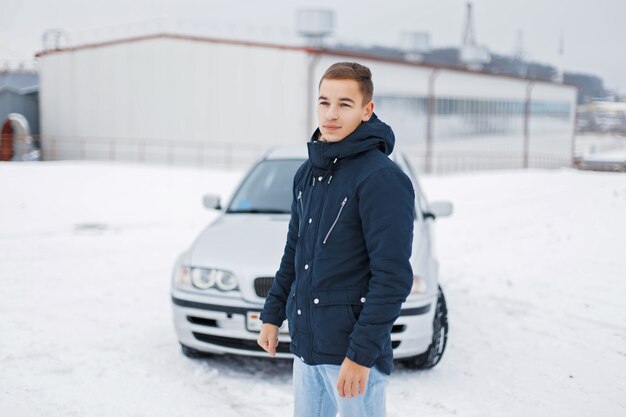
[260,113,415,375]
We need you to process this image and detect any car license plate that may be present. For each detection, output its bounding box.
[246,311,288,333]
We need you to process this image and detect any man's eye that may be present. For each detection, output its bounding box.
[319,102,329,106]
[341,103,352,107]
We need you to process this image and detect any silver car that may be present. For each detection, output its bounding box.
[170,145,453,369]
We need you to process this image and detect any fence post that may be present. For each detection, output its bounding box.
[306,52,321,139]
[197,142,204,167]
[425,69,440,174]
[570,98,578,167]
[523,81,534,169]
[226,144,233,169]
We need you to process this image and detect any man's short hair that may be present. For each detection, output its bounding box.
[319,62,373,105]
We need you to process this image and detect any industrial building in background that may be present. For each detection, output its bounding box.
[34,7,578,173]
[14,3,626,171]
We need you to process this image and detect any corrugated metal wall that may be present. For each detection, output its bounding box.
[39,37,310,155]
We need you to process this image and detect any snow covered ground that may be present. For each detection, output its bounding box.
[1,160,624,417]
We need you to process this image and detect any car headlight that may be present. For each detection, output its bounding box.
[410,275,427,295]
[190,268,239,292]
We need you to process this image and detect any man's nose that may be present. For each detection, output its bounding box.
[325,105,339,120]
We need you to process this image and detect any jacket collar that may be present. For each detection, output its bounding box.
[306,113,395,176]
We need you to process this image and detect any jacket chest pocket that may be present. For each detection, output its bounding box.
[322,195,354,245]
[310,288,366,356]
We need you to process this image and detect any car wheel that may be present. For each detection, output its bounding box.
[400,284,448,369]
[180,343,211,359]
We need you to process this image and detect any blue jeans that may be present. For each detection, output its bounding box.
[292,357,388,417]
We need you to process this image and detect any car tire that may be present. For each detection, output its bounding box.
[180,343,211,359]
[400,284,448,369]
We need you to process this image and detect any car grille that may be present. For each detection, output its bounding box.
[254,277,274,297]
[193,332,292,353]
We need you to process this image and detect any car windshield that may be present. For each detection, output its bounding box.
[227,158,305,214]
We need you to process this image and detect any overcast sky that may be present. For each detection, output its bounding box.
[1,0,625,93]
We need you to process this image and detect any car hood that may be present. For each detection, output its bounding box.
[189,213,290,274]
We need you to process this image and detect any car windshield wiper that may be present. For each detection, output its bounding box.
[227,208,291,214]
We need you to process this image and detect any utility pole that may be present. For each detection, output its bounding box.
[459,2,490,70]
[513,30,527,77]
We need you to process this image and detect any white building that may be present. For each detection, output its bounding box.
[36,33,577,172]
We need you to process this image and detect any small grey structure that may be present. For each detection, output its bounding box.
[0,71,40,161]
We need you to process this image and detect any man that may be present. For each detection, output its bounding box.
[258,61,415,417]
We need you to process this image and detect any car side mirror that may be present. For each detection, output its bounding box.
[203,193,222,210]
[423,201,453,220]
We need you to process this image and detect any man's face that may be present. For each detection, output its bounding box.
[317,78,374,142]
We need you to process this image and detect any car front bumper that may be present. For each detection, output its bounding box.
[171,289,436,359]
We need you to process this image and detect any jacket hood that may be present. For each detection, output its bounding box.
[306,112,395,176]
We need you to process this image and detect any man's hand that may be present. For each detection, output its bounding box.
[257,323,279,357]
[336,357,371,398]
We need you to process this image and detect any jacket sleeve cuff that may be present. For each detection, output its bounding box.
[259,312,284,327]
[346,344,378,368]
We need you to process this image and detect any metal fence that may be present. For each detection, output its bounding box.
[2,133,576,172]
[3,133,610,174]
[407,150,572,174]
[2,135,268,170]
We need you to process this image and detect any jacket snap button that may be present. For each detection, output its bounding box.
[313,298,319,304]
[297,309,301,315]
[304,264,309,270]
[308,218,312,223]
[318,176,323,181]
[360,297,366,303]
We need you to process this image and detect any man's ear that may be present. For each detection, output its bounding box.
[362,101,374,121]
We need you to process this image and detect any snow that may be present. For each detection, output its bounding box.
[1,160,625,416]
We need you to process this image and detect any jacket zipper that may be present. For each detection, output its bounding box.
[308,176,329,361]
[297,190,303,237]
[323,197,347,244]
